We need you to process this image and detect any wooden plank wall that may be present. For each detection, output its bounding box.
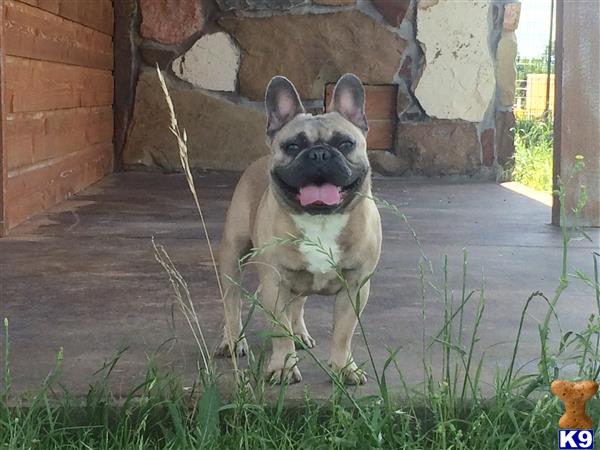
[1,0,113,233]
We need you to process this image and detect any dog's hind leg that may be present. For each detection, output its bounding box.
[216,232,251,358]
[216,157,269,358]
[289,296,316,349]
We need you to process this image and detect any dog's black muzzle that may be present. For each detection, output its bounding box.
[275,145,355,189]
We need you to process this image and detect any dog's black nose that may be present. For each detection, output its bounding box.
[307,146,331,161]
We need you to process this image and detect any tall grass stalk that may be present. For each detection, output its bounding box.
[154,68,241,380]
[152,239,214,381]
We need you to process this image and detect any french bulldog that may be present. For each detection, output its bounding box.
[216,74,382,385]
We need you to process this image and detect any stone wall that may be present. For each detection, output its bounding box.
[116,0,520,177]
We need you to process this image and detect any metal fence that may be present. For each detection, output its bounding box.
[514,0,555,119]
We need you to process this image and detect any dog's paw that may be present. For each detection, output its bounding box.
[294,332,316,349]
[267,366,303,384]
[343,367,367,385]
[216,336,248,358]
[329,361,367,385]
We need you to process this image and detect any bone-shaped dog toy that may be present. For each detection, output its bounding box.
[551,380,598,429]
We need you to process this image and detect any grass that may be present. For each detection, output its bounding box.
[0,73,597,449]
[511,116,554,193]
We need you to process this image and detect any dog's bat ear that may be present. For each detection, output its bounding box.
[265,76,305,137]
[328,73,368,133]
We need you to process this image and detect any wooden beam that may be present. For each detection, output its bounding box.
[0,0,7,236]
[552,0,563,226]
[113,0,138,171]
[367,121,396,151]
[553,0,600,226]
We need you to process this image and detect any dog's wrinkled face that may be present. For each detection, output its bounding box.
[265,74,371,215]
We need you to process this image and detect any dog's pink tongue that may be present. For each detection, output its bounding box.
[298,184,341,206]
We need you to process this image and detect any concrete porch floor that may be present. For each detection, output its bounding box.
[1,172,599,400]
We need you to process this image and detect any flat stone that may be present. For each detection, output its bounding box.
[140,44,180,69]
[395,120,481,175]
[481,128,495,167]
[220,11,407,100]
[397,84,412,116]
[313,0,356,4]
[398,55,413,81]
[418,0,438,10]
[247,0,307,8]
[503,2,521,31]
[216,0,306,10]
[369,150,409,176]
[140,0,203,45]
[214,0,243,10]
[396,83,425,122]
[492,4,502,29]
[123,71,268,171]
[496,30,518,107]
[114,0,138,170]
[414,1,495,122]
[495,110,515,167]
[172,32,240,91]
[372,0,410,27]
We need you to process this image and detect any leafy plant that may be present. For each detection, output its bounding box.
[512,116,554,193]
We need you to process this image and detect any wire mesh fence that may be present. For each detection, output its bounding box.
[514,0,555,119]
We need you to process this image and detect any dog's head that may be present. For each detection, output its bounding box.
[265,74,370,215]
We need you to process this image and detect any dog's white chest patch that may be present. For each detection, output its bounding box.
[291,213,349,274]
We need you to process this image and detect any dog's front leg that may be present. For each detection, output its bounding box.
[260,275,302,384]
[330,280,370,385]
[289,296,316,349]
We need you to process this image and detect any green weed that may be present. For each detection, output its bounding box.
[512,116,554,193]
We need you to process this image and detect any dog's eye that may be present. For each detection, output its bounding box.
[339,140,355,151]
[286,143,300,153]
